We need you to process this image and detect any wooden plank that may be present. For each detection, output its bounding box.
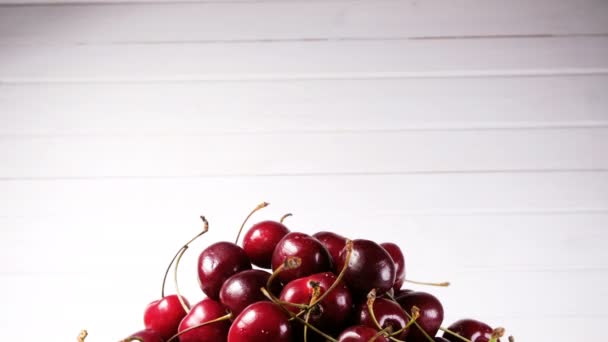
[1,0,607,43]
[0,128,606,178]
[2,75,608,135]
[1,37,607,81]
[1,173,606,217]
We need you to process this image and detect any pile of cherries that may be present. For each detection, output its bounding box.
[86,203,512,342]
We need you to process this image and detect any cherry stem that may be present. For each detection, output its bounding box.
[260,287,339,342]
[303,283,322,342]
[370,326,392,342]
[489,327,505,342]
[439,327,474,342]
[161,216,209,298]
[308,239,353,307]
[279,213,293,224]
[384,292,435,342]
[174,246,190,313]
[166,313,233,342]
[77,330,87,342]
[235,201,269,244]
[390,306,420,337]
[366,289,383,331]
[404,279,450,287]
[266,256,302,290]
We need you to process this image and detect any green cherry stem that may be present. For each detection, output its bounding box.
[235,202,269,244]
[488,327,506,342]
[404,279,450,287]
[279,213,293,224]
[308,240,353,308]
[389,306,420,337]
[161,216,209,298]
[384,292,435,342]
[439,327,474,342]
[266,256,302,290]
[166,313,233,342]
[370,326,392,342]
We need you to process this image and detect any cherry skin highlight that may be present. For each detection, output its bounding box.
[177,298,230,342]
[380,242,406,291]
[337,239,396,296]
[271,232,332,284]
[337,325,389,342]
[197,241,252,300]
[122,329,164,342]
[242,220,290,268]
[312,231,347,272]
[219,269,282,316]
[143,294,189,342]
[396,291,444,341]
[227,301,292,342]
[355,297,410,339]
[443,319,496,342]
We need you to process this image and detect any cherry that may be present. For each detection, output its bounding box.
[120,329,164,342]
[227,301,292,341]
[443,319,500,342]
[144,216,209,341]
[198,241,252,299]
[143,295,189,342]
[355,295,410,339]
[396,291,444,342]
[242,220,290,268]
[337,325,389,342]
[337,239,396,296]
[380,242,406,291]
[435,338,450,342]
[279,272,353,335]
[394,288,413,299]
[176,298,231,342]
[313,231,347,272]
[271,232,332,284]
[219,269,282,316]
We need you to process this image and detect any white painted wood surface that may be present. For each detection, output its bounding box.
[0,1,607,341]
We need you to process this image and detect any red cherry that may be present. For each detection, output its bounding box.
[143,295,190,341]
[396,291,444,341]
[219,269,281,316]
[198,241,252,299]
[177,298,231,342]
[227,301,292,341]
[337,325,389,342]
[242,220,290,268]
[355,296,410,339]
[279,272,353,335]
[443,319,498,342]
[394,288,413,299]
[271,232,332,284]
[337,239,396,296]
[121,329,164,342]
[380,242,406,291]
[312,231,347,271]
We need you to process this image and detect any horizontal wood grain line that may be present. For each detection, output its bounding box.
[1,37,606,81]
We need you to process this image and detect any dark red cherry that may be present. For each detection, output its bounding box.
[394,288,413,299]
[219,269,281,316]
[121,329,164,342]
[198,241,252,299]
[337,325,389,342]
[380,242,406,291]
[337,239,396,296]
[355,297,410,339]
[443,319,497,342]
[242,220,290,268]
[396,291,444,341]
[312,231,347,271]
[279,272,353,334]
[143,294,189,341]
[271,232,332,284]
[177,298,230,342]
[227,301,292,341]
[435,338,451,342]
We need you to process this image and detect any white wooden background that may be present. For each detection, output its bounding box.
[1,0,607,341]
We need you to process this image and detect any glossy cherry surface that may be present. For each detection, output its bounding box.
[380,242,406,291]
[143,294,189,341]
[227,301,292,342]
[337,325,389,342]
[443,319,496,342]
[242,220,290,268]
[312,231,347,271]
[355,297,410,339]
[177,298,230,342]
[219,269,281,316]
[271,232,332,284]
[337,239,396,296]
[122,329,164,342]
[198,241,252,299]
[397,291,444,341]
[279,272,353,334]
